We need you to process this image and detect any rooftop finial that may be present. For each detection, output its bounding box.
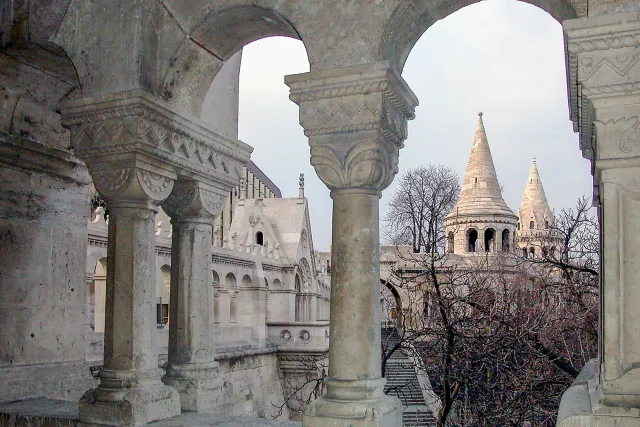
[299,173,305,198]
[478,112,483,117]
[533,156,537,164]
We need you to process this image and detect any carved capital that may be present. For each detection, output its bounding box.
[60,90,252,189]
[286,62,418,192]
[162,180,227,219]
[91,164,175,206]
[564,13,640,161]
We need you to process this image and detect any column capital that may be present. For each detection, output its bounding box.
[286,62,418,193]
[564,12,640,164]
[162,180,227,220]
[60,89,252,191]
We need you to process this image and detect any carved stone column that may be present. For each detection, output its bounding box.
[286,61,418,427]
[61,90,251,425]
[161,180,228,411]
[559,12,640,426]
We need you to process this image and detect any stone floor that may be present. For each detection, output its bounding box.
[0,398,301,427]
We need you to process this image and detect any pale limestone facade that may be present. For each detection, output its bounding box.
[2,1,640,426]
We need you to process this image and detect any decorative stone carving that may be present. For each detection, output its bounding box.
[559,12,640,425]
[60,90,252,190]
[286,62,418,194]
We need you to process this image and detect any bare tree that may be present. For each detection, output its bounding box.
[383,165,460,254]
[381,197,599,426]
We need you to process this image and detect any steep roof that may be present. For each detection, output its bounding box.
[519,158,552,227]
[446,113,516,219]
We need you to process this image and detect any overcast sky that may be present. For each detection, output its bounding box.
[237,0,593,251]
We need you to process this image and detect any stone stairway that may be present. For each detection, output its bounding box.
[382,328,437,427]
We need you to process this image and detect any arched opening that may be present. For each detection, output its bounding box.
[530,221,535,230]
[467,229,478,253]
[502,229,510,252]
[542,246,549,257]
[226,273,238,323]
[213,271,220,325]
[529,247,536,258]
[484,228,496,252]
[381,280,403,329]
[158,265,171,327]
[522,247,528,258]
[545,220,550,229]
[256,231,264,246]
[92,258,108,333]
[447,231,455,253]
[295,273,303,322]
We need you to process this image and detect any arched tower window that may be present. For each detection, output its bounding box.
[256,231,264,245]
[447,232,454,253]
[484,228,495,252]
[501,229,510,252]
[529,221,535,230]
[467,229,478,252]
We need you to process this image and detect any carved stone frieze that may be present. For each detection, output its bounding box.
[564,12,640,161]
[286,62,418,193]
[60,90,252,189]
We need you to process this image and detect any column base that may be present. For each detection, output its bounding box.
[303,378,402,427]
[78,368,181,427]
[162,361,225,412]
[557,360,640,427]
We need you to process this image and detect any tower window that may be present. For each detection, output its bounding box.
[545,220,549,229]
[256,231,264,246]
[529,221,534,230]
[468,229,478,253]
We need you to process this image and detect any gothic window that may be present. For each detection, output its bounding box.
[447,232,455,253]
[468,229,478,252]
[529,221,535,230]
[502,229,510,252]
[484,228,495,252]
[256,231,264,246]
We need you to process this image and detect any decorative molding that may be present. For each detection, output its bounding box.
[286,62,417,193]
[163,180,226,219]
[60,90,252,189]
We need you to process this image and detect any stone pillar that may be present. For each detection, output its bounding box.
[286,61,418,427]
[61,90,251,426]
[162,180,228,412]
[558,12,640,426]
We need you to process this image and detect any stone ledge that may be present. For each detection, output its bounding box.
[0,398,302,427]
[0,133,90,185]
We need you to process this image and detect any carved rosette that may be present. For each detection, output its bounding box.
[286,62,418,193]
[564,13,640,163]
[60,90,252,191]
[162,180,227,220]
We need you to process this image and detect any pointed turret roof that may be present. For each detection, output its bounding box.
[446,113,516,219]
[519,158,552,227]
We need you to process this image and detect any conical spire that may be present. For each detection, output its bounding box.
[519,158,552,229]
[447,113,516,218]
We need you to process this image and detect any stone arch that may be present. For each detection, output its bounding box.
[484,228,496,252]
[467,228,478,252]
[212,270,221,324]
[381,280,403,329]
[241,274,253,287]
[158,265,171,327]
[160,5,307,116]
[273,278,283,289]
[502,229,511,252]
[379,0,580,71]
[92,258,108,333]
[226,273,238,323]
